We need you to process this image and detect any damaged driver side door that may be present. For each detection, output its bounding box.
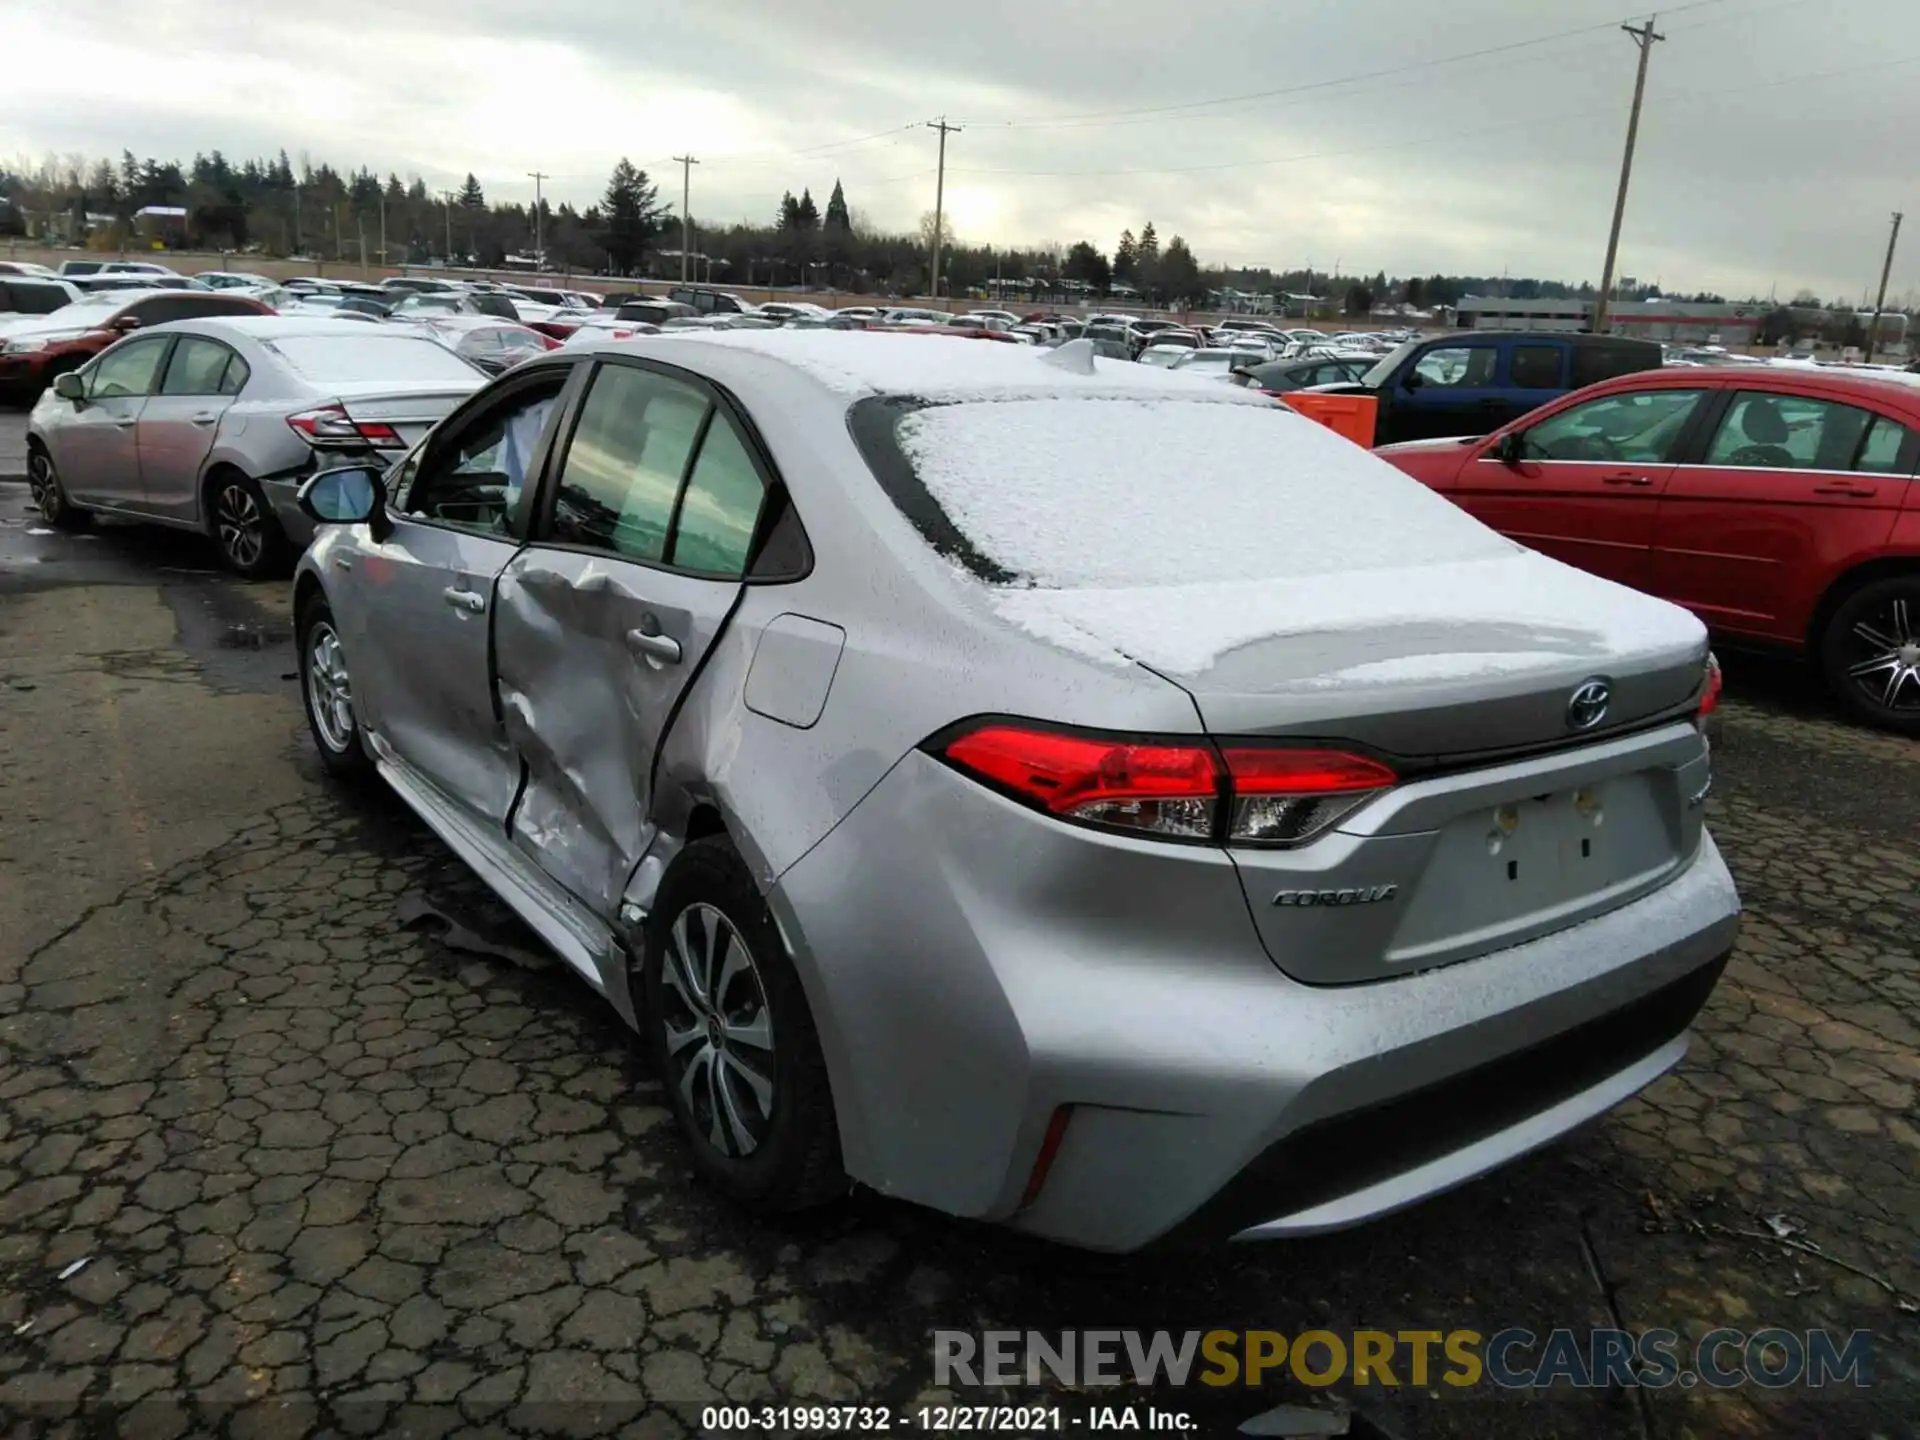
[493,356,774,920]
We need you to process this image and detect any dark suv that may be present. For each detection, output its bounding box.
[0,291,271,401]
[1320,331,1664,444]
[667,285,756,315]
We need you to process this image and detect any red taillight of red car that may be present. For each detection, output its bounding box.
[1698,653,1723,731]
[938,722,1395,846]
[285,404,406,450]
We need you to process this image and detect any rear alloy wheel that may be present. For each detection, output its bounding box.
[26,448,91,531]
[1821,576,1920,735]
[642,838,846,1212]
[212,472,287,578]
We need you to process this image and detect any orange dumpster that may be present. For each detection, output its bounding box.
[1281,392,1379,448]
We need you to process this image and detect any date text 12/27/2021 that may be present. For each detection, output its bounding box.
[700,1405,1200,1432]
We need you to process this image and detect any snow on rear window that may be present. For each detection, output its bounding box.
[891,397,1510,590]
[263,335,479,384]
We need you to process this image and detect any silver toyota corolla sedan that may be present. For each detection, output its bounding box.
[26,317,485,575]
[290,331,1740,1252]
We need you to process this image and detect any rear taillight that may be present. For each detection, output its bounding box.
[937,722,1394,846]
[285,404,406,450]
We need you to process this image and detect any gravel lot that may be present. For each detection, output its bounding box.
[0,480,1915,1438]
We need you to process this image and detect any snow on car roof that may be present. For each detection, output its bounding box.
[676,328,1272,403]
[890,395,1700,674]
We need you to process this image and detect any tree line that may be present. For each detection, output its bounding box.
[0,147,1784,307]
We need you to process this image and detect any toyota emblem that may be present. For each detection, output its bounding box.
[1567,678,1612,730]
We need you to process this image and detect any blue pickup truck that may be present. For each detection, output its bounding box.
[1318,331,1665,445]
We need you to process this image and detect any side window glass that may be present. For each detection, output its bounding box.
[401,385,563,535]
[159,338,236,396]
[1855,415,1913,474]
[548,365,708,562]
[87,338,169,399]
[669,416,765,577]
[1520,390,1703,463]
[1704,393,1873,470]
[1412,346,1496,388]
[1509,345,1564,388]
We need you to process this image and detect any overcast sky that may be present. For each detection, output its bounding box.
[5,0,1914,298]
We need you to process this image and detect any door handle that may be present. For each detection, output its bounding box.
[1811,482,1876,497]
[112,419,137,429]
[441,586,487,614]
[189,413,218,427]
[1601,472,1654,486]
[626,626,682,665]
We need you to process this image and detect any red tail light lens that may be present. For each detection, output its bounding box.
[1699,653,1723,721]
[937,723,1395,846]
[286,405,407,450]
[941,726,1218,839]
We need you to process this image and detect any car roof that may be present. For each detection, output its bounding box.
[574,329,1275,405]
[155,315,443,341]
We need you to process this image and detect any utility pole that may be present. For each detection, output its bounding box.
[673,156,698,282]
[527,171,549,271]
[927,117,960,299]
[1593,16,1664,335]
[1865,211,1903,364]
[441,190,455,264]
[358,218,367,272]
[378,189,387,268]
[293,180,302,256]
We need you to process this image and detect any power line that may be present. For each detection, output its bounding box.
[938,47,1920,179]
[952,0,1736,130]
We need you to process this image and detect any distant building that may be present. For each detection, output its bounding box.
[1456,295,1768,344]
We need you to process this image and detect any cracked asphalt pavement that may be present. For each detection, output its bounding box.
[1,476,1916,1439]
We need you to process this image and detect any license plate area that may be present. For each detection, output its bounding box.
[1387,771,1680,966]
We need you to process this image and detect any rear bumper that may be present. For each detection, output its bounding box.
[771,751,1740,1252]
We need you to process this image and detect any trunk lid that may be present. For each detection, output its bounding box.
[332,384,477,449]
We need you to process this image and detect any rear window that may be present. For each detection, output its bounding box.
[1571,342,1661,388]
[261,335,482,383]
[0,282,71,315]
[850,395,1510,588]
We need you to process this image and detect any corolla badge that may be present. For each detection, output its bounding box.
[1566,678,1612,731]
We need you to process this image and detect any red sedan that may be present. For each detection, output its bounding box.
[1376,365,1920,733]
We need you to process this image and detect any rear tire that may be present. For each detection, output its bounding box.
[209,470,288,578]
[26,446,91,531]
[1819,574,1920,735]
[641,838,846,1213]
[296,597,377,780]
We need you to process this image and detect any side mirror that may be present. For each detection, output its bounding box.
[111,314,142,332]
[52,371,85,403]
[1400,368,1424,391]
[1493,431,1525,465]
[298,465,387,533]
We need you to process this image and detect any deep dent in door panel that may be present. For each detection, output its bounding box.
[494,557,666,918]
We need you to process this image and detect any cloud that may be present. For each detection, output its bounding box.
[5,0,1915,298]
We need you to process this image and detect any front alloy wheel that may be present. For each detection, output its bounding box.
[658,902,778,1159]
[305,621,358,756]
[1824,577,1920,734]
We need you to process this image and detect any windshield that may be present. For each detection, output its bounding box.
[16,295,124,327]
[1360,339,1421,389]
[262,334,482,382]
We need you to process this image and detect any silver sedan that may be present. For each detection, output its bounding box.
[26,316,485,575]
[289,331,1738,1251]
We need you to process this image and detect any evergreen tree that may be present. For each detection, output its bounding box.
[796,188,820,230]
[1114,228,1136,282]
[600,158,669,276]
[458,172,485,207]
[824,179,851,231]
